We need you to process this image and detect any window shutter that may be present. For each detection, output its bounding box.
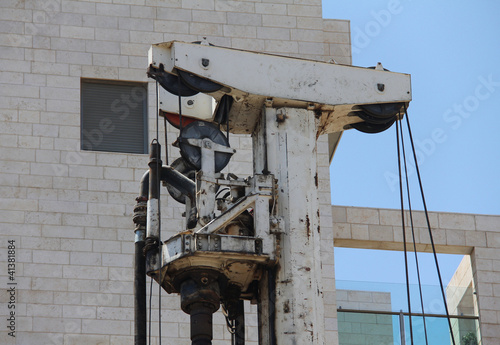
[81,79,148,154]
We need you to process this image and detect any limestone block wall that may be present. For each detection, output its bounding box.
[332,205,500,345]
[336,290,392,312]
[445,256,477,343]
[336,290,393,345]
[447,255,476,315]
[0,0,350,344]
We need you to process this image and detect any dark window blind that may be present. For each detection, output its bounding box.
[81,79,148,154]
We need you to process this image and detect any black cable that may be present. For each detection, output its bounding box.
[226,102,230,176]
[154,81,162,345]
[226,103,230,140]
[403,105,456,345]
[157,149,162,345]
[164,116,169,166]
[155,79,169,166]
[151,80,160,345]
[396,119,414,344]
[156,81,159,144]
[149,276,153,345]
[177,78,183,131]
[399,119,429,345]
[158,268,161,345]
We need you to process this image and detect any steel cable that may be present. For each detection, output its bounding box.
[403,105,456,345]
[155,80,163,345]
[396,119,414,344]
[149,276,153,345]
[399,118,429,345]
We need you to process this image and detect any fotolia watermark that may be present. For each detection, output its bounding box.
[352,0,408,55]
[384,74,500,192]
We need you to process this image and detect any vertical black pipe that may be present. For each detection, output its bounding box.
[146,141,161,248]
[134,228,147,345]
[134,193,148,345]
[148,140,161,219]
[190,305,214,345]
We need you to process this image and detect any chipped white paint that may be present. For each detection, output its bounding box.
[260,107,325,344]
[146,198,159,239]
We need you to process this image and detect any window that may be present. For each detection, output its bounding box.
[81,79,148,154]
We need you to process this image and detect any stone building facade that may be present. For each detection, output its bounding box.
[0,0,498,344]
[333,206,500,344]
[0,0,347,344]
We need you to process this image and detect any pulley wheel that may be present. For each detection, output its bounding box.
[360,102,403,118]
[179,121,232,173]
[351,116,397,134]
[357,110,396,125]
[147,65,199,97]
[166,157,196,204]
[178,69,223,93]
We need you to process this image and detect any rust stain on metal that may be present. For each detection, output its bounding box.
[306,214,310,239]
[316,210,320,233]
[283,300,290,313]
[314,172,318,188]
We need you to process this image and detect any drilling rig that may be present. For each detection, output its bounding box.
[133,40,411,345]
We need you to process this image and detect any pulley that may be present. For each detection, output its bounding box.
[360,102,403,119]
[357,110,396,124]
[351,93,405,133]
[147,64,199,97]
[178,69,224,93]
[351,115,397,134]
[178,121,232,173]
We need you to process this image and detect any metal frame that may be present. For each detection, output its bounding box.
[139,40,414,345]
[149,41,412,134]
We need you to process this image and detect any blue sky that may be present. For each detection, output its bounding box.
[323,0,500,216]
[322,0,500,315]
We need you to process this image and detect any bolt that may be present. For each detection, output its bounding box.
[201,58,210,67]
[276,111,287,123]
[201,277,209,285]
[187,100,194,106]
[377,83,385,92]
